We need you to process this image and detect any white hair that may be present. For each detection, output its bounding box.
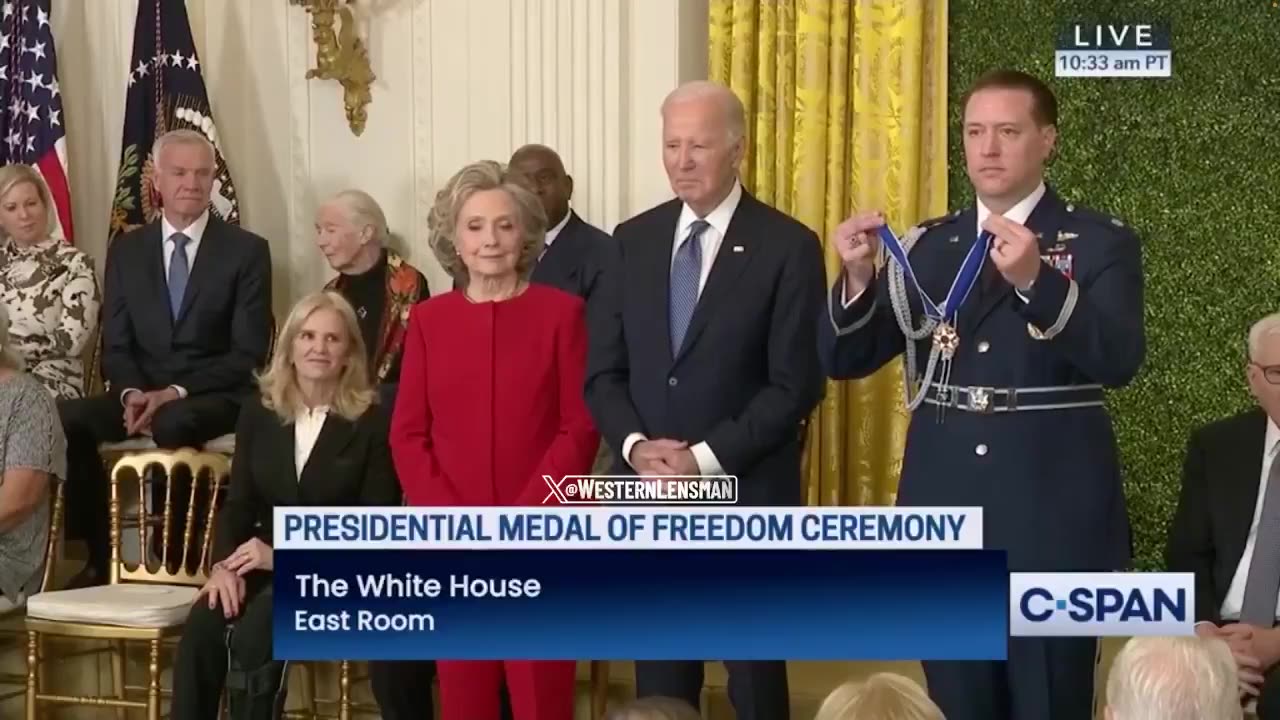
[151,128,215,169]
[323,189,389,248]
[0,303,24,371]
[1105,636,1241,720]
[660,80,747,143]
[1248,312,1280,362]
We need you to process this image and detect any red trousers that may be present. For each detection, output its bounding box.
[437,660,576,720]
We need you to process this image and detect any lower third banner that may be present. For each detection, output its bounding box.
[272,549,1007,661]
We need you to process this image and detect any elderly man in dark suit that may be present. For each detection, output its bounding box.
[59,129,273,587]
[586,80,826,720]
[820,70,1145,720]
[1168,311,1280,715]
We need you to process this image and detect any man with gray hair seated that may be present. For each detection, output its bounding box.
[1105,636,1242,720]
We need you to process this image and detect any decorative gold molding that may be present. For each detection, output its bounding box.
[289,0,375,136]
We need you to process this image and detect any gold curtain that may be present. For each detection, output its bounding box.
[709,0,949,506]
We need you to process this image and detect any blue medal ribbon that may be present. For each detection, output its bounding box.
[876,225,994,329]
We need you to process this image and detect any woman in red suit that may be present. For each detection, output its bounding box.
[390,160,600,720]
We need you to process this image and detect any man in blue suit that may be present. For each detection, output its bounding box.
[819,69,1145,719]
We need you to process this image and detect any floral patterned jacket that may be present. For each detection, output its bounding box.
[0,238,101,399]
[324,248,427,384]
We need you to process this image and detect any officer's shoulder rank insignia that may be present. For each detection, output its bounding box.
[1065,203,1129,233]
[905,210,961,249]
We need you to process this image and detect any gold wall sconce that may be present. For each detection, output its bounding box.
[290,0,375,136]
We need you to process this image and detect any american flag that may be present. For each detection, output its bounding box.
[0,0,72,243]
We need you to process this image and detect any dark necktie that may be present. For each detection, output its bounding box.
[1240,441,1280,626]
[168,233,190,319]
[669,220,709,356]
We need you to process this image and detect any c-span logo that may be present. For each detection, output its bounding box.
[541,475,738,505]
[1009,572,1194,637]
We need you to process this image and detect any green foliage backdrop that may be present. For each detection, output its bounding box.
[948,1,1280,569]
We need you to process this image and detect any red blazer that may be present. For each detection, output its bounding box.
[390,284,600,506]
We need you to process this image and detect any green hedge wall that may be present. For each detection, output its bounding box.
[948,1,1280,569]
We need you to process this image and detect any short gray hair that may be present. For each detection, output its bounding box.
[1248,312,1280,361]
[323,189,389,248]
[1105,636,1241,720]
[427,160,545,287]
[0,303,24,371]
[661,80,747,143]
[151,128,215,169]
[605,696,701,720]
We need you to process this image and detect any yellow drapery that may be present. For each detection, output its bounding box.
[709,0,949,506]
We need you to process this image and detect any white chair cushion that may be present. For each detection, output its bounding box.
[204,433,236,455]
[98,433,236,455]
[99,437,158,452]
[26,583,199,628]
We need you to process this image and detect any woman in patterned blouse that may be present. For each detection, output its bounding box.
[0,165,100,399]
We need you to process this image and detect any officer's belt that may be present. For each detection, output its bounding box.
[923,383,1105,414]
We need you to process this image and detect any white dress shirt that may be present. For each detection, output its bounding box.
[294,406,329,480]
[121,210,212,404]
[620,180,744,477]
[839,181,1047,308]
[544,209,572,251]
[1218,417,1280,622]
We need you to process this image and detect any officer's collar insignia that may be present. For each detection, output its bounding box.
[948,235,959,243]
[1057,231,1078,242]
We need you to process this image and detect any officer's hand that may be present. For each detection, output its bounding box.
[982,215,1041,292]
[833,211,884,297]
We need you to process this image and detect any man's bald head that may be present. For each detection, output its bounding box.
[509,143,573,227]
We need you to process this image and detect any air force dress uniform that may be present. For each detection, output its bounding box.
[818,183,1144,720]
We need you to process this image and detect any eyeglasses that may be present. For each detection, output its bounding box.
[1252,363,1280,385]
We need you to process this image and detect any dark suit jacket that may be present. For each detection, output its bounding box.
[585,190,826,505]
[532,211,618,303]
[1166,408,1271,624]
[212,400,402,563]
[102,216,273,397]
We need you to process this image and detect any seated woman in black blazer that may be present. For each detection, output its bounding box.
[171,290,416,720]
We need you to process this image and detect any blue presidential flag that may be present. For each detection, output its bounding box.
[108,0,239,243]
[0,0,74,242]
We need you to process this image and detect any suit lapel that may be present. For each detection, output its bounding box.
[1223,410,1269,570]
[176,218,221,327]
[143,222,174,339]
[272,415,301,505]
[966,187,1066,331]
[673,195,758,363]
[297,414,357,501]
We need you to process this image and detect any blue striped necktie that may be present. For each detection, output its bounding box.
[669,220,709,355]
[168,232,190,320]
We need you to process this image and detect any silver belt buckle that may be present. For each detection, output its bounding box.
[967,386,994,413]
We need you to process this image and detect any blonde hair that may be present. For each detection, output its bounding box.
[427,160,545,287]
[605,696,701,720]
[0,302,24,371]
[1105,636,1241,720]
[0,164,55,240]
[323,189,389,247]
[813,674,944,720]
[256,291,374,422]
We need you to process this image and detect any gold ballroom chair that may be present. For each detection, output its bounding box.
[0,482,64,705]
[24,450,229,720]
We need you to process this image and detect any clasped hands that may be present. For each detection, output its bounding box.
[122,387,181,436]
[193,538,273,619]
[1197,622,1280,698]
[833,211,1042,297]
[628,439,698,477]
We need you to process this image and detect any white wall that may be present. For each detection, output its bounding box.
[52,0,708,316]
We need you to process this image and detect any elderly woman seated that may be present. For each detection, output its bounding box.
[0,303,66,611]
[170,291,415,720]
[0,164,100,400]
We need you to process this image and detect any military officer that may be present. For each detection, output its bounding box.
[819,69,1145,720]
